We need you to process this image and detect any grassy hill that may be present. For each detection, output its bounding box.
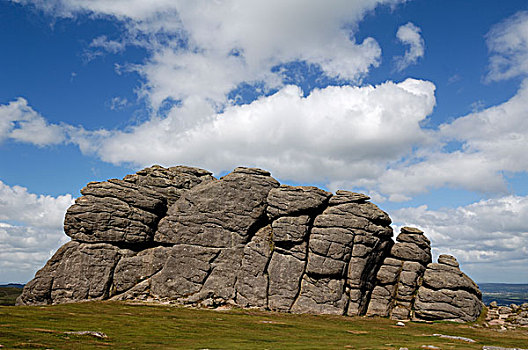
[1,301,527,349]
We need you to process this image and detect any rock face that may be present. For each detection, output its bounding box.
[17,166,483,322]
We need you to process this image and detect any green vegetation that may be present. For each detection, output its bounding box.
[1,301,527,349]
[0,287,22,306]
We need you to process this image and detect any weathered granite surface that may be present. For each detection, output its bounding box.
[17,165,483,322]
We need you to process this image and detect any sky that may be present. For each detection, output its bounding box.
[1,0,527,284]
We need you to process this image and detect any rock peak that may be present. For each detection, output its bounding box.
[401,226,424,234]
[232,167,271,176]
[328,190,370,205]
[438,254,459,267]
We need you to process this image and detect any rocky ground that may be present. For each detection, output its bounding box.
[485,301,528,330]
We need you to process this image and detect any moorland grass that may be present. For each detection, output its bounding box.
[1,301,527,349]
[0,287,22,306]
[0,302,528,349]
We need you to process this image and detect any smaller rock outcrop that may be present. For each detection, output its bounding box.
[16,241,135,305]
[414,254,483,322]
[486,302,528,328]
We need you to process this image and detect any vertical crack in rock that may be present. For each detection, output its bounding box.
[366,227,432,320]
[290,214,316,312]
[17,166,484,323]
[267,222,309,312]
[354,238,393,315]
[104,253,123,299]
[366,257,403,317]
[245,211,271,246]
[263,244,273,310]
[234,225,273,308]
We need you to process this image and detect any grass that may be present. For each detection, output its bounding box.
[1,301,528,349]
[0,287,22,306]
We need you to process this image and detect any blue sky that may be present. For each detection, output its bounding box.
[1,0,527,284]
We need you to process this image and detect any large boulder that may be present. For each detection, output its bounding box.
[235,225,273,308]
[64,165,213,243]
[17,166,483,323]
[414,255,483,322]
[267,185,331,219]
[16,241,135,305]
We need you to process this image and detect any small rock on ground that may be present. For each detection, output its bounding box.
[64,331,108,339]
[432,333,476,343]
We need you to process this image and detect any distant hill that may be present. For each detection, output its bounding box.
[479,283,528,305]
[0,283,24,288]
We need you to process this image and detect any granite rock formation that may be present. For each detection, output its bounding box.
[17,166,483,322]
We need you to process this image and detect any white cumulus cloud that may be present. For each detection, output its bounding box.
[0,98,65,146]
[394,22,425,71]
[392,195,528,283]
[88,78,436,185]
[486,10,528,82]
[0,180,73,283]
[16,0,404,113]
[373,77,528,198]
